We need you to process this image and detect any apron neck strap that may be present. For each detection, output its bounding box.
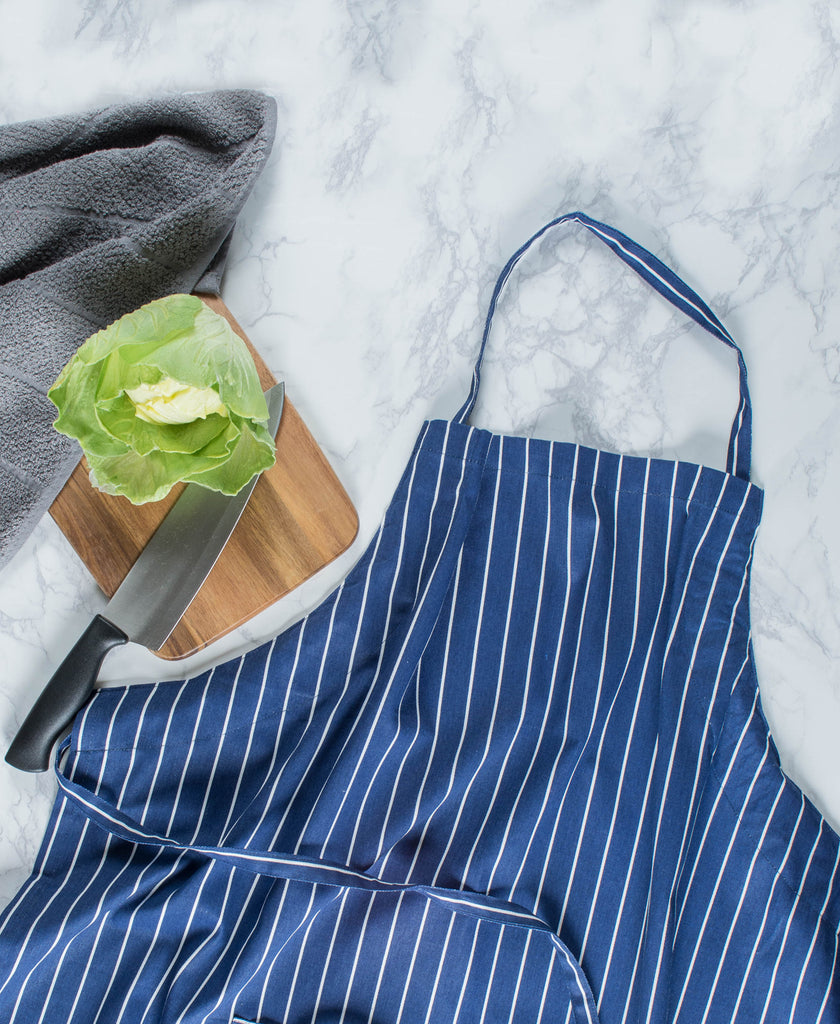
[454,211,753,481]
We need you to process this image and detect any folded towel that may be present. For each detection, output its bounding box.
[0,89,277,571]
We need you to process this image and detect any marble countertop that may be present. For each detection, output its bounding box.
[2,0,840,911]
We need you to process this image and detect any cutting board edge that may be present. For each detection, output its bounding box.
[150,507,360,660]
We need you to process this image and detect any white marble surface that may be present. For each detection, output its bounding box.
[2,0,840,910]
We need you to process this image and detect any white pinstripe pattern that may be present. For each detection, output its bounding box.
[815,927,840,1022]
[790,843,840,1020]
[587,463,679,1007]
[728,797,806,1021]
[482,443,569,895]
[757,831,824,1024]
[452,918,484,1023]
[461,441,552,887]
[508,449,602,908]
[192,878,285,1024]
[365,889,405,1023]
[696,778,787,1024]
[0,692,115,995]
[422,911,457,1023]
[434,436,532,886]
[638,480,746,1022]
[36,686,162,1024]
[671,695,771,1020]
[557,456,642,934]
[477,928,506,1024]
[250,878,291,1020]
[2,214,837,1024]
[7,687,133,1022]
[394,899,432,1022]
[389,444,505,883]
[596,736,659,1014]
[538,453,626,927]
[671,607,756,940]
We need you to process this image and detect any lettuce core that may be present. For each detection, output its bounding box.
[126,378,229,425]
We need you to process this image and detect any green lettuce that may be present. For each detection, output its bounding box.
[49,294,276,503]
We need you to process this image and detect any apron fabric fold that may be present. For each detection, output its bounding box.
[1,212,837,1023]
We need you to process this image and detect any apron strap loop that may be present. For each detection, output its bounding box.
[455,211,753,481]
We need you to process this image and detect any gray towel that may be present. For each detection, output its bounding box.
[0,89,277,571]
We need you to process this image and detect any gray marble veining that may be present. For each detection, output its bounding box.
[2,0,840,909]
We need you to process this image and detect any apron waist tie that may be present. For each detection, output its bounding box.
[54,738,601,1021]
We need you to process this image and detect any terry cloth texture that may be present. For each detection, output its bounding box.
[0,89,277,571]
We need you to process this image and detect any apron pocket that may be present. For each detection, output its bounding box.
[226,887,598,1024]
[56,742,600,1024]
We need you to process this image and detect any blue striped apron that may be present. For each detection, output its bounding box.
[1,212,838,1023]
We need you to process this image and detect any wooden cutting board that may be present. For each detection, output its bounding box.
[49,293,358,660]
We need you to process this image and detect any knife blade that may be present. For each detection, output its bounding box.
[6,382,285,773]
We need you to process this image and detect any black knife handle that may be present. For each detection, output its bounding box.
[5,615,128,773]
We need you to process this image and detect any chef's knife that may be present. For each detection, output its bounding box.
[6,382,285,774]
